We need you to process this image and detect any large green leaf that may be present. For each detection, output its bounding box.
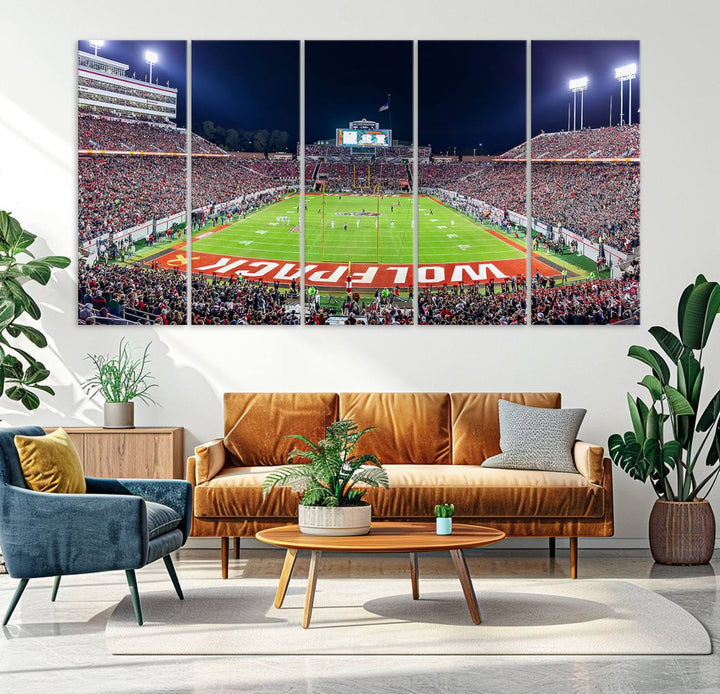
[40,255,71,269]
[6,323,47,348]
[627,393,646,444]
[628,345,670,384]
[645,407,661,440]
[697,389,720,432]
[20,261,52,285]
[638,374,663,401]
[707,422,720,467]
[649,326,685,363]
[679,278,720,349]
[0,299,14,331]
[663,386,695,417]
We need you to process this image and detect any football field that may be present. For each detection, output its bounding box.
[188,193,526,265]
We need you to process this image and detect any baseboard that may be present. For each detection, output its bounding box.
[184,536,720,551]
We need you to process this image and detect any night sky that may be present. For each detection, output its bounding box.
[532,41,640,136]
[79,40,187,126]
[305,41,413,144]
[419,41,526,156]
[79,40,639,155]
[191,41,299,146]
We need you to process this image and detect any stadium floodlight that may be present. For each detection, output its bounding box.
[568,76,588,131]
[145,50,158,83]
[89,40,104,56]
[615,63,638,126]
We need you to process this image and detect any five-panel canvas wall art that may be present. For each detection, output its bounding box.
[78,40,640,326]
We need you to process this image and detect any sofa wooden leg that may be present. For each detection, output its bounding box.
[570,537,578,579]
[221,537,229,579]
[234,537,240,560]
[3,578,29,626]
[548,537,556,558]
[51,576,61,602]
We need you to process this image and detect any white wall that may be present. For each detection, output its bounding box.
[1,0,719,547]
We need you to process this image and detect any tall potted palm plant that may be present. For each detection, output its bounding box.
[609,274,720,564]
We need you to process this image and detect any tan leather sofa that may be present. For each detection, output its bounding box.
[187,392,613,578]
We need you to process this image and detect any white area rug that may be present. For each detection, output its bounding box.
[105,578,711,655]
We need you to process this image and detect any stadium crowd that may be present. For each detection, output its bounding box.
[79,156,298,242]
[79,114,225,154]
[418,263,639,326]
[502,124,640,159]
[192,276,299,325]
[78,263,186,325]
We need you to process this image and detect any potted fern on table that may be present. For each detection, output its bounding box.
[263,419,389,536]
[609,274,720,564]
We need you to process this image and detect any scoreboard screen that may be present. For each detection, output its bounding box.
[336,128,391,147]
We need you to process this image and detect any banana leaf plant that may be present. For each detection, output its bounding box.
[262,419,389,506]
[0,211,71,411]
[609,275,720,501]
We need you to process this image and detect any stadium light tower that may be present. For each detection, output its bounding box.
[145,50,159,83]
[615,63,637,126]
[89,40,104,56]
[568,77,588,131]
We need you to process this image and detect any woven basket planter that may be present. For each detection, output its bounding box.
[649,499,716,565]
[298,504,372,536]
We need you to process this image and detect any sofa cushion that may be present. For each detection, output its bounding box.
[223,393,338,467]
[482,400,586,474]
[193,464,603,520]
[194,439,226,484]
[339,392,451,465]
[145,500,183,540]
[451,392,562,464]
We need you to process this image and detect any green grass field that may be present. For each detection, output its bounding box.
[188,193,531,266]
[129,193,595,282]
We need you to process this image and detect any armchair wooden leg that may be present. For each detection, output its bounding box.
[51,576,61,602]
[163,556,184,600]
[125,570,143,626]
[570,537,578,579]
[234,537,241,559]
[3,578,29,626]
[548,537,556,558]
[221,537,229,579]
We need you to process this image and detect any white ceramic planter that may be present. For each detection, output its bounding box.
[298,504,372,536]
[103,402,135,429]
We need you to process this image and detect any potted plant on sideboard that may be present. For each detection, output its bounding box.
[609,274,720,565]
[83,339,158,429]
[263,419,389,536]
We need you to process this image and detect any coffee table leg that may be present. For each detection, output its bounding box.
[409,552,419,599]
[274,548,299,609]
[449,549,481,624]
[302,550,321,629]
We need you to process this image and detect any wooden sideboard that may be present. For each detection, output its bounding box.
[43,427,184,480]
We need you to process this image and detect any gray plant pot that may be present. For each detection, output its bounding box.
[103,402,135,429]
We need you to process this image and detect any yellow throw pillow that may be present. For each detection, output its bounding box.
[14,428,86,494]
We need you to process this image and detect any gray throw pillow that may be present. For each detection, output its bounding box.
[482,399,586,474]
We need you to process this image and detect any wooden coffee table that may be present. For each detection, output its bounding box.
[256,521,505,628]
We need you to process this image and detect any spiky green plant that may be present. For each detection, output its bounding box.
[83,339,158,404]
[609,274,720,501]
[263,419,389,507]
[435,503,455,518]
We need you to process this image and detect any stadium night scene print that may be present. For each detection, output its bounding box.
[77,39,639,327]
[304,40,414,326]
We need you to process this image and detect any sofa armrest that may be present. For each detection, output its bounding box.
[85,477,192,541]
[193,438,226,484]
[573,440,605,485]
[0,484,147,578]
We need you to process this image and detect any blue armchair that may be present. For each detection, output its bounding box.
[0,426,192,626]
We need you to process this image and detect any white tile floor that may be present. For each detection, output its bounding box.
[1,548,718,693]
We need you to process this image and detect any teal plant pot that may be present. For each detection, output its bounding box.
[436,517,452,535]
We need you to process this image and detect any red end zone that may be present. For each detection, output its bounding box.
[155,250,555,288]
